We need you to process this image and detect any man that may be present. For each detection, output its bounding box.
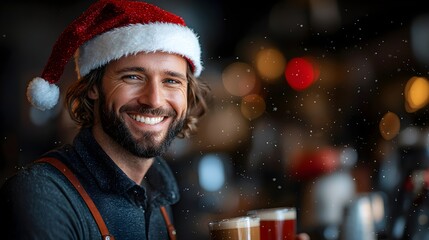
[0,0,310,239]
[1,0,208,239]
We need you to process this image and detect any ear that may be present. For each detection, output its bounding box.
[88,84,99,100]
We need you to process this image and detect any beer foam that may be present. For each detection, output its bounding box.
[209,216,260,230]
[249,207,296,221]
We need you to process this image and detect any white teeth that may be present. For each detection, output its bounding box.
[130,115,164,125]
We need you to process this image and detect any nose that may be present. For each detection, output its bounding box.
[137,80,163,108]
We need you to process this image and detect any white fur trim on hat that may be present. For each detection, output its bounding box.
[75,22,203,77]
[26,77,60,111]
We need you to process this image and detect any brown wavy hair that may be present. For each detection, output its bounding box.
[65,64,211,138]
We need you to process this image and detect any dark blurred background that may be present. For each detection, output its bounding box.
[2,0,429,239]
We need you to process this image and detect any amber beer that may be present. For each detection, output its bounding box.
[248,207,296,240]
[208,216,260,240]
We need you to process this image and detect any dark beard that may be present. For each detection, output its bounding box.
[98,90,184,158]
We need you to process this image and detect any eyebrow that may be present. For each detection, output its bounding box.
[116,67,187,82]
[116,67,146,74]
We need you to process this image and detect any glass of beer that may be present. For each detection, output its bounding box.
[247,207,296,240]
[208,216,260,240]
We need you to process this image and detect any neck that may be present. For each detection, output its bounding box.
[92,124,154,184]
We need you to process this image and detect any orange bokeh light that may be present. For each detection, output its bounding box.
[379,111,400,140]
[404,76,429,113]
[240,94,266,120]
[255,48,286,82]
[222,62,257,97]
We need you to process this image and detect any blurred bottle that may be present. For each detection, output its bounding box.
[401,173,429,240]
[290,147,357,240]
[388,127,429,240]
[339,192,388,240]
[339,195,376,240]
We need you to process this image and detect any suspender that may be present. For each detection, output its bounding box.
[37,157,113,240]
[37,157,177,240]
[160,205,177,240]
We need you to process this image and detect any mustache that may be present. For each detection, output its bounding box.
[120,105,177,117]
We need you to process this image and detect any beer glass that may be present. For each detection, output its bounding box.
[247,207,296,240]
[208,216,260,240]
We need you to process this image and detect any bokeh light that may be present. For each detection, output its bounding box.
[288,147,341,180]
[255,48,286,82]
[411,14,429,65]
[398,126,421,146]
[198,154,226,192]
[240,94,266,120]
[404,76,429,113]
[222,62,257,97]
[285,57,319,91]
[195,104,251,152]
[379,111,400,140]
[309,0,341,32]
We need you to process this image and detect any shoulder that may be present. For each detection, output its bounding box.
[0,142,80,204]
[0,161,96,238]
[0,161,82,212]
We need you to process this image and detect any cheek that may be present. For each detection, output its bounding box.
[170,89,188,116]
[103,83,132,112]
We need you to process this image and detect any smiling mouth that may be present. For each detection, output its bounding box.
[130,114,164,125]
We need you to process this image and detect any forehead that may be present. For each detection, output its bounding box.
[107,51,188,71]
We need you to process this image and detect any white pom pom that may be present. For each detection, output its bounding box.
[26,77,60,111]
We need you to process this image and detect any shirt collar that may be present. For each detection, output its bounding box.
[73,128,179,205]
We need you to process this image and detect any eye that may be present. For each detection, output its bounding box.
[164,78,181,84]
[123,75,140,80]
[121,74,145,84]
[164,77,188,87]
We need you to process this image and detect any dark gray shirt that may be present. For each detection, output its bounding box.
[0,128,180,240]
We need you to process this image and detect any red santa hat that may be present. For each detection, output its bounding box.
[27,0,202,111]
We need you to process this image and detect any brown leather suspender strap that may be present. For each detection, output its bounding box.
[37,157,177,240]
[160,206,177,240]
[37,157,114,240]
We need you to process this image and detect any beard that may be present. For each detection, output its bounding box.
[98,90,185,158]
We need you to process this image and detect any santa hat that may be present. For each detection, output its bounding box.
[27,0,202,111]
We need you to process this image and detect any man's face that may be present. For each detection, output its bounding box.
[91,51,188,158]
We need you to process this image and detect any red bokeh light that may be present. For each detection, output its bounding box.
[284,57,316,91]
